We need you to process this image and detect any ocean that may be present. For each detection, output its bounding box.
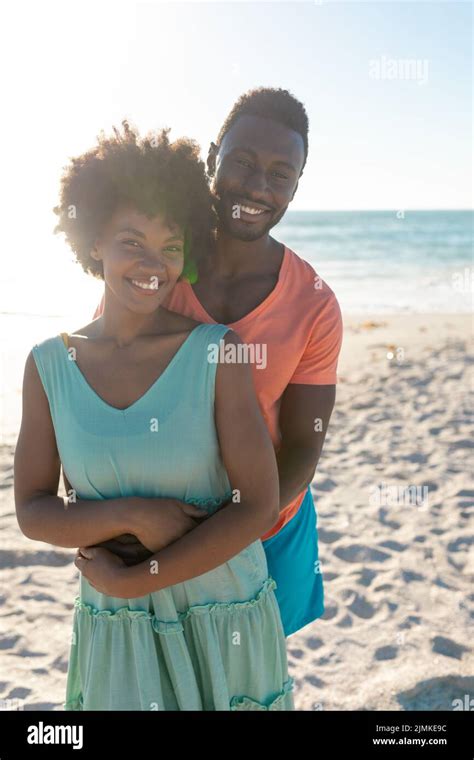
[1,209,472,443]
[275,210,473,314]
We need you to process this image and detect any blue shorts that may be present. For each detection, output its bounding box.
[262,487,324,637]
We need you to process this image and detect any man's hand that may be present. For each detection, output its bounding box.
[93,499,209,566]
[92,534,153,567]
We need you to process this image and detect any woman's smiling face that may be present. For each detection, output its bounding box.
[92,205,185,313]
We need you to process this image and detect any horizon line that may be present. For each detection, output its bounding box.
[285,208,473,213]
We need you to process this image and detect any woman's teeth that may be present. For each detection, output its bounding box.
[238,204,265,215]
[131,279,159,291]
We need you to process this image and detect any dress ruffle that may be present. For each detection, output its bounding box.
[182,491,234,514]
[73,576,278,635]
[230,677,295,711]
[65,576,294,711]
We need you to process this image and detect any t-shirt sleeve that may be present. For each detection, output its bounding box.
[289,291,343,385]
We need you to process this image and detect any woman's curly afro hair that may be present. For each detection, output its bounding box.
[53,120,216,281]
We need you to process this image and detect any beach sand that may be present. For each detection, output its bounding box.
[1,313,472,710]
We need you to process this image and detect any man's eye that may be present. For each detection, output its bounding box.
[236,159,252,168]
[272,172,289,180]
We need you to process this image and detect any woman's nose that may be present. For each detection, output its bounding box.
[136,253,167,274]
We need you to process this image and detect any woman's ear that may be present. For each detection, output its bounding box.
[207,142,217,178]
[90,242,102,262]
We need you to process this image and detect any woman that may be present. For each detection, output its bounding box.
[14,122,294,711]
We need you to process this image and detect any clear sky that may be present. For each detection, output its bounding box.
[2,0,471,214]
[0,0,471,317]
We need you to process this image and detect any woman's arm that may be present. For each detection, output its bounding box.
[14,351,139,546]
[77,331,280,596]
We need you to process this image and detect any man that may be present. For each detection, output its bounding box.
[94,88,342,636]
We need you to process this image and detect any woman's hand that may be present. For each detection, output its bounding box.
[74,546,132,598]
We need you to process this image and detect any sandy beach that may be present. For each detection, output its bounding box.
[1,312,472,711]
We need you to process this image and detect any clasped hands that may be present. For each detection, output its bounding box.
[74,498,208,597]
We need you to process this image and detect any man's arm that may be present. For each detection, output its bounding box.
[274,285,343,511]
[276,383,336,510]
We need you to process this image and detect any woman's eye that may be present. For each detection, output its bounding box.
[121,239,142,249]
[163,246,183,255]
[236,158,252,168]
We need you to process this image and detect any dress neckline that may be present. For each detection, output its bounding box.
[57,323,205,414]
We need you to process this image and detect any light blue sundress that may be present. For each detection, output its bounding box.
[31,323,294,711]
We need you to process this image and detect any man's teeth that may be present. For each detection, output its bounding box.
[131,279,159,290]
[239,204,265,215]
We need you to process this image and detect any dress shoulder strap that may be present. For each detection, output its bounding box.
[60,332,69,349]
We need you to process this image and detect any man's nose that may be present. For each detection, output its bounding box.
[244,168,270,196]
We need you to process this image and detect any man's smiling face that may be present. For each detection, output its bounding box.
[210,114,305,242]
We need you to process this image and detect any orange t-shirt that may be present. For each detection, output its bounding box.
[94,246,343,540]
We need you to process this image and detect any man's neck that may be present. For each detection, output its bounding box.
[207,229,282,278]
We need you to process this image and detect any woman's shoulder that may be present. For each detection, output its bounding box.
[30,333,64,357]
[160,310,232,341]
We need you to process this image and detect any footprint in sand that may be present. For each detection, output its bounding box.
[315,477,337,492]
[314,652,343,666]
[334,544,391,563]
[318,527,342,544]
[304,674,325,688]
[379,540,408,552]
[357,568,377,587]
[0,634,20,650]
[449,439,474,450]
[448,535,474,552]
[0,550,71,569]
[15,648,47,658]
[305,636,324,651]
[431,636,471,660]
[398,675,474,710]
[401,570,425,583]
[374,645,398,661]
[374,582,395,593]
[337,613,353,628]
[6,687,31,700]
[399,615,422,628]
[344,591,377,619]
[288,648,305,660]
[321,602,338,621]
[378,509,401,530]
[456,489,474,499]
[52,654,69,673]
[20,592,57,603]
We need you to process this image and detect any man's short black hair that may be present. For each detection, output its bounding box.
[216,87,309,170]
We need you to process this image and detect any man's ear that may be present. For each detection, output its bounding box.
[207,141,218,178]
